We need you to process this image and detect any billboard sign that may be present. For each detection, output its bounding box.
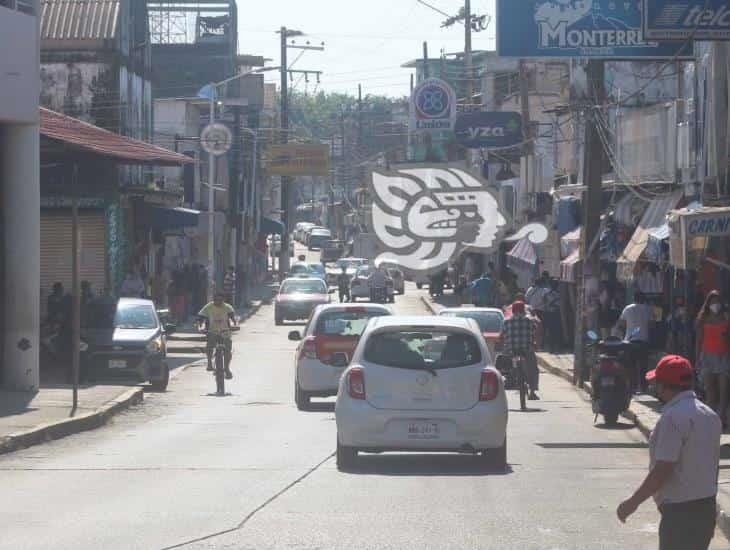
[265,143,330,176]
[454,112,523,149]
[496,0,693,59]
[409,78,457,132]
[644,0,730,41]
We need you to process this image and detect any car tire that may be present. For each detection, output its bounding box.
[295,381,311,411]
[480,438,507,470]
[150,362,170,392]
[336,438,358,471]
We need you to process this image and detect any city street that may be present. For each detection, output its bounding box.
[2,279,720,550]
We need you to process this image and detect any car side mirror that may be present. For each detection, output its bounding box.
[164,323,177,335]
[586,330,599,342]
[288,330,302,341]
[328,288,336,294]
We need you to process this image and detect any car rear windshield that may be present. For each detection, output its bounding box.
[83,303,157,329]
[315,309,389,337]
[363,330,482,370]
[281,280,326,294]
[441,311,503,333]
[336,259,363,270]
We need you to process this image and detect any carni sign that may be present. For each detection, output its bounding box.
[496,0,693,59]
[454,112,523,149]
[644,0,730,41]
[410,78,457,132]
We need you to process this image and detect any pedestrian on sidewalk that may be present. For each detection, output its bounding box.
[543,279,562,353]
[615,292,652,393]
[120,268,146,298]
[469,272,494,307]
[617,355,721,550]
[695,290,730,425]
[337,266,350,303]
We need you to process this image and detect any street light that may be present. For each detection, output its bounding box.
[198,66,278,300]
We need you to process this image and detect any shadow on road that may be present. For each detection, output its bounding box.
[306,402,336,413]
[508,408,547,413]
[593,421,635,431]
[537,442,647,449]
[346,454,514,477]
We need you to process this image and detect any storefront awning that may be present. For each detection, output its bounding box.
[146,206,200,230]
[260,216,284,235]
[560,248,581,283]
[668,205,730,269]
[616,191,683,282]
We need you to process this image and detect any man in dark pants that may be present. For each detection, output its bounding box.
[617,355,721,550]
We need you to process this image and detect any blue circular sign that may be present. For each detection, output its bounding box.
[416,82,451,119]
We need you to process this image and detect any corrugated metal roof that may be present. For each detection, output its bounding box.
[40,107,193,166]
[41,0,119,41]
[616,191,683,282]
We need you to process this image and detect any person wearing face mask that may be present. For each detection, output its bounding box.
[695,290,730,425]
[617,355,721,550]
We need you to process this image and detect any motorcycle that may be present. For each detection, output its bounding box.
[370,285,387,304]
[586,330,633,427]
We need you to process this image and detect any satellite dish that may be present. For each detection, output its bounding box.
[200,123,232,156]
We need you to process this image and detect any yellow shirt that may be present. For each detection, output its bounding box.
[198,302,234,334]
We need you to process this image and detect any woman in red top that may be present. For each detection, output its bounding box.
[696,290,730,424]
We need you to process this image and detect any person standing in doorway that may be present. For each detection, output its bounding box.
[120,268,145,298]
[615,292,652,393]
[617,355,721,550]
[695,290,730,426]
[223,266,237,308]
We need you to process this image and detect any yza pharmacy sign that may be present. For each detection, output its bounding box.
[410,78,457,133]
[454,112,523,149]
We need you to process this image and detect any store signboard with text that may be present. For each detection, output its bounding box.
[644,0,730,41]
[454,112,523,149]
[496,0,693,58]
[265,144,330,177]
[409,78,457,133]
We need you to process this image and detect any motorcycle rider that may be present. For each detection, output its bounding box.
[369,265,388,302]
[197,291,237,379]
[500,300,540,400]
[337,265,350,303]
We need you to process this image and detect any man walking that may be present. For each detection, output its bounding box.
[617,355,721,550]
[470,272,494,307]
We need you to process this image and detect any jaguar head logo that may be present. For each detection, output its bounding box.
[369,166,548,275]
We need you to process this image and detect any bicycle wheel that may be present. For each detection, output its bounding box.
[215,347,225,395]
[517,358,527,411]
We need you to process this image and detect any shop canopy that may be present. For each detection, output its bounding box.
[40,107,193,166]
[145,206,200,230]
[616,191,683,282]
[260,216,285,235]
[668,205,730,269]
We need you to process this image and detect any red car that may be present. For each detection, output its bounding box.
[437,307,505,358]
[502,303,544,350]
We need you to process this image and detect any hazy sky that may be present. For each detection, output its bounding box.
[238,0,496,98]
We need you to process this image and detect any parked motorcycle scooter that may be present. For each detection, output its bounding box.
[369,285,387,304]
[586,330,633,426]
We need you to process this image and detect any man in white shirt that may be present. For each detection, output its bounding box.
[617,355,721,550]
[615,292,652,392]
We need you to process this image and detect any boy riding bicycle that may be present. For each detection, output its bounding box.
[197,291,238,379]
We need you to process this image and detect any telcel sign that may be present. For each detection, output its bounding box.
[410,78,457,132]
[496,0,692,58]
[644,0,730,41]
[454,112,523,149]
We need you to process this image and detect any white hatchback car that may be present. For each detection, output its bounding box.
[289,303,392,410]
[335,316,508,470]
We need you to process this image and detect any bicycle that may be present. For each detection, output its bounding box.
[203,326,239,396]
[512,353,528,411]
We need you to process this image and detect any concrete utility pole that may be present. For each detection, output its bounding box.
[573,59,606,387]
[422,42,429,79]
[71,164,80,412]
[464,0,473,103]
[519,59,534,225]
[279,26,291,278]
[357,83,363,146]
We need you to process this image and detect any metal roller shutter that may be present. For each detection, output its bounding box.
[40,211,107,310]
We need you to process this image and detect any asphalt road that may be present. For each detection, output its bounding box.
[1,274,727,549]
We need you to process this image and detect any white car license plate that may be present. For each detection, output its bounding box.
[407,421,440,440]
[601,377,616,387]
[109,359,127,369]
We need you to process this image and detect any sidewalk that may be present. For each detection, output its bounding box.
[0,384,143,455]
[420,291,730,542]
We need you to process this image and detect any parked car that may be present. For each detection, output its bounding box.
[289,303,393,410]
[438,307,505,357]
[386,267,405,294]
[325,257,367,287]
[308,228,332,250]
[335,316,507,470]
[320,239,345,263]
[295,222,315,243]
[80,298,176,390]
[302,225,323,246]
[274,277,331,325]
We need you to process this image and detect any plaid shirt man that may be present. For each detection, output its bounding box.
[501,314,536,355]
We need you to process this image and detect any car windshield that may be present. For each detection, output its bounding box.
[336,259,362,270]
[290,264,311,276]
[363,329,481,369]
[441,311,503,333]
[315,309,389,337]
[83,302,157,330]
[281,280,326,294]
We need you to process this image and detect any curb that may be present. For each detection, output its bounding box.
[536,355,730,543]
[420,295,438,315]
[0,386,143,456]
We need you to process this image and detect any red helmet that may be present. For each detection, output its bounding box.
[512,300,526,315]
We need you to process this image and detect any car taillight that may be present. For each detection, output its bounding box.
[347,367,366,399]
[300,336,317,360]
[479,370,499,401]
